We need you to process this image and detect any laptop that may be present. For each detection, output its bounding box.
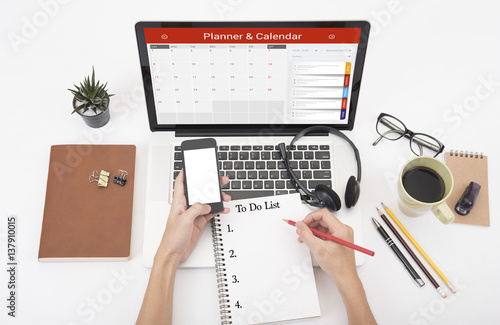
[135,21,370,268]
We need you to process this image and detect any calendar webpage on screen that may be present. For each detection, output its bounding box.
[144,28,361,125]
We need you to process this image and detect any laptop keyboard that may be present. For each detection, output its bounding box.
[172,144,333,200]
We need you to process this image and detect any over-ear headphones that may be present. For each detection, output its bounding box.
[278,125,362,211]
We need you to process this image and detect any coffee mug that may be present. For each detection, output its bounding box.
[398,156,455,224]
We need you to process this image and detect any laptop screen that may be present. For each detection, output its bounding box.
[136,22,370,133]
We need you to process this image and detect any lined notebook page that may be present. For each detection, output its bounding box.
[213,194,320,324]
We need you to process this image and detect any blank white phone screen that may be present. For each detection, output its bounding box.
[183,148,220,205]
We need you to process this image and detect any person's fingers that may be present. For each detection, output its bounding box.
[221,176,229,186]
[172,169,186,206]
[184,202,211,222]
[296,221,321,248]
[222,192,231,202]
[302,208,344,233]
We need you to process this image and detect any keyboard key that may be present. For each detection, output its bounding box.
[303,170,313,179]
[253,181,263,189]
[248,171,257,179]
[223,161,233,170]
[264,145,274,150]
[231,181,241,189]
[266,161,277,169]
[245,161,255,169]
[239,152,249,160]
[234,161,244,170]
[218,152,227,160]
[174,162,183,170]
[253,145,263,150]
[242,181,252,189]
[313,171,331,179]
[293,151,303,160]
[173,171,180,179]
[310,161,320,169]
[321,161,331,169]
[261,152,271,160]
[320,145,330,150]
[242,145,251,150]
[272,151,282,160]
[275,180,285,189]
[297,145,307,150]
[256,161,266,169]
[264,181,274,189]
[229,152,238,160]
[219,162,222,170]
[270,171,279,179]
[237,171,246,179]
[174,146,181,151]
[299,161,309,169]
[219,146,229,151]
[259,171,268,179]
[230,145,240,150]
[250,152,260,160]
[309,180,332,188]
[222,182,230,189]
[277,161,286,169]
[226,171,235,179]
[286,181,295,189]
[304,152,314,159]
[276,190,288,195]
[315,151,330,159]
[289,161,298,169]
[308,145,318,150]
[281,171,289,179]
[174,152,182,160]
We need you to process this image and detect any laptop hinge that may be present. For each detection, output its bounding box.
[174,126,329,137]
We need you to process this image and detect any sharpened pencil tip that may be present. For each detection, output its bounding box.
[381,202,388,209]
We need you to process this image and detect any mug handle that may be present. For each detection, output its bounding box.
[432,203,455,224]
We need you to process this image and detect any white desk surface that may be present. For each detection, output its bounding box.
[1,1,499,324]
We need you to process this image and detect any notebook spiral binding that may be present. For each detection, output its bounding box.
[449,150,484,159]
[211,217,232,324]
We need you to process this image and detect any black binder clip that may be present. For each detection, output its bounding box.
[113,170,128,186]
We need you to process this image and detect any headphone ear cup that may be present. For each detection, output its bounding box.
[345,176,360,208]
[315,184,341,211]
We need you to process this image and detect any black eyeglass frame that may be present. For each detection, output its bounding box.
[373,113,445,158]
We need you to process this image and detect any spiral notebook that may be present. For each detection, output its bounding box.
[445,151,490,226]
[211,193,321,324]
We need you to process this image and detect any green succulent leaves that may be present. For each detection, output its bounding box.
[68,67,114,114]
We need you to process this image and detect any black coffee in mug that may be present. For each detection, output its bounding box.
[402,166,445,203]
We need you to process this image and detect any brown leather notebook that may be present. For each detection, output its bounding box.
[39,145,136,262]
[445,151,490,227]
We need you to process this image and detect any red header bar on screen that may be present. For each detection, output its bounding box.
[144,28,361,44]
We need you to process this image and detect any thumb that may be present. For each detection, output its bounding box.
[184,202,211,221]
[296,221,320,248]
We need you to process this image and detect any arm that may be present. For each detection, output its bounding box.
[296,208,376,325]
[136,170,230,325]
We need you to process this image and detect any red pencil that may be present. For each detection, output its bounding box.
[283,219,375,257]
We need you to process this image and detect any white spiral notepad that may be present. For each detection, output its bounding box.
[211,193,321,324]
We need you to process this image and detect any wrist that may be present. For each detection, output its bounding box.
[154,246,182,270]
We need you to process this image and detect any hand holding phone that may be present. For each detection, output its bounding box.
[181,138,224,214]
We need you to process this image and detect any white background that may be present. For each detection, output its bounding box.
[1,0,499,324]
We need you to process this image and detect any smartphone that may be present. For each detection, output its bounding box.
[181,138,223,213]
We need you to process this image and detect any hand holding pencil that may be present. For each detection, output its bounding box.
[291,208,371,281]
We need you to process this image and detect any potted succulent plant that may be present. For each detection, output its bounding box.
[68,67,114,128]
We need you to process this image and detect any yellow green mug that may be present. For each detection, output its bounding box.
[398,156,455,224]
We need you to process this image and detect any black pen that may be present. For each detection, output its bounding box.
[372,218,425,287]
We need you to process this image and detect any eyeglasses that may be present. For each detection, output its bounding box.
[373,113,444,158]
